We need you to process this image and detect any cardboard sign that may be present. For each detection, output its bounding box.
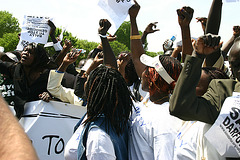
[205,93,240,157]
[19,100,87,160]
[98,0,134,34]
[16,15,52,50]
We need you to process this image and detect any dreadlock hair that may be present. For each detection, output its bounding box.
[202,67,229,82]
[121,51,139,86]
[24,43,50,75]
[84,65,133,135]
[145,55,182,96]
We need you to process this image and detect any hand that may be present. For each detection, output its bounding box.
[39,92,52,102]
[196,17,207,26]
[63,49,81,65]
[63,39,73,51]
[177,6,194,28]
[93,51,104,66]
[117,53,131,71]
[144,22,160,34]
[98,19,111,35]
[233,26,240,38]
[193,33,223,55]
[107,34,117,42]
[48,20,56,35]
[128,0,140,18]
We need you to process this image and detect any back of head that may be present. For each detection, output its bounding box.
[84,65,133,135]
[145,55,182,95]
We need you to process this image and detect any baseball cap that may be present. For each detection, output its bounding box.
[140,54,174,84]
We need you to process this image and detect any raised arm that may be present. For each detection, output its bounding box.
[204,0,223,67]
[177,6,194,57]
[169,33,223,124]
[98,19,117,69]
[129,0,146,77]
[221,26,240,58]
[141,22,160,45]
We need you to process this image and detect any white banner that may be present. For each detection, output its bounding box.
[17,15,52,50]
[19,100,87,160]
[205,92,240,157]
[98,0,134,34]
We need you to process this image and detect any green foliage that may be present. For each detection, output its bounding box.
[115,21,131,50]
[0,11,20,38]
[145,51,164,57]
[109,41,129,57]
[0,32,19,52]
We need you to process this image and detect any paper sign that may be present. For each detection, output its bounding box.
[225,0,239,2]
[98,0,134,34]
[16,15,52,50]
[19,100,87,160]
[205,93,240,157]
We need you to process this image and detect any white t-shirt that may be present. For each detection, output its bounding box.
[129,93,183,160]
[64,116,116,160]
[174,121,201,160]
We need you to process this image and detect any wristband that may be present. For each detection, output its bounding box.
[99,34,109,38]
[130,35,141,40]
[53,41,63,51]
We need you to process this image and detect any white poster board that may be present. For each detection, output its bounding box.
[19,100,87,160]
[17,15,52,51]
[205,93,240,157]
[98,0,134,34]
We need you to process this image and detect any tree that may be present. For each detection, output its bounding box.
[0,11,20,38]
[115,21,131,50]
[0,32,19,52]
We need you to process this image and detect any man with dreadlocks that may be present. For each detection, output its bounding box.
[128,1,184,159]
[63,19,133,160]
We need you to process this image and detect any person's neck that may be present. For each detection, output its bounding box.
[150,92,169,105]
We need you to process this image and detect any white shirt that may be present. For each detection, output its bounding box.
[129,93,183,160]
[64,116,116,160]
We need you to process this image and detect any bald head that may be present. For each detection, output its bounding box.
[228,37,240,81]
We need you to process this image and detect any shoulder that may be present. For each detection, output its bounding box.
[86,127,115,158]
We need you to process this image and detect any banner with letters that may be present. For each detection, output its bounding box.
[19,100,87,160]
[17,15,52,51]
[205,92,240,157]
[98,0,134,34]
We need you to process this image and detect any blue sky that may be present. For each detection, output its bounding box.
[0,0,239,52]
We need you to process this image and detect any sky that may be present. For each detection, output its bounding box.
[0,0,239,52]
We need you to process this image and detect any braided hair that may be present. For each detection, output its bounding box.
[84,65,133,135]
[145,55,182,96]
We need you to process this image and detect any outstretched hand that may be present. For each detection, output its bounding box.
[63,49,81,65]
[144,22,160,34]
[193,33,223,55]
[177,6,194,28]
[98,19,111,35]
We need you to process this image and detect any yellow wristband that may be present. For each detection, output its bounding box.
[130,35,141,40]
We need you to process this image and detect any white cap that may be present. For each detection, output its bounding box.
[140,54,174,84]
[5,52,19,62]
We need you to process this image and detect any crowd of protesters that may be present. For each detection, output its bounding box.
[1,0,240,159]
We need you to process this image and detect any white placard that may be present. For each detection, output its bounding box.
[19,100,87,160]
[16,15,52,50]
[98,0,134,34]
[225,0,239,2]
[205,93,240,157]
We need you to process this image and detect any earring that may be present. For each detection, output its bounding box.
[150,82,153,87]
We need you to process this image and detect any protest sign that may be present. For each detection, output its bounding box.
[98,0,134,34]
[19,100,87,160]
[225,0,239,2]
[17,15,52,51]
[205,92,240,157]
